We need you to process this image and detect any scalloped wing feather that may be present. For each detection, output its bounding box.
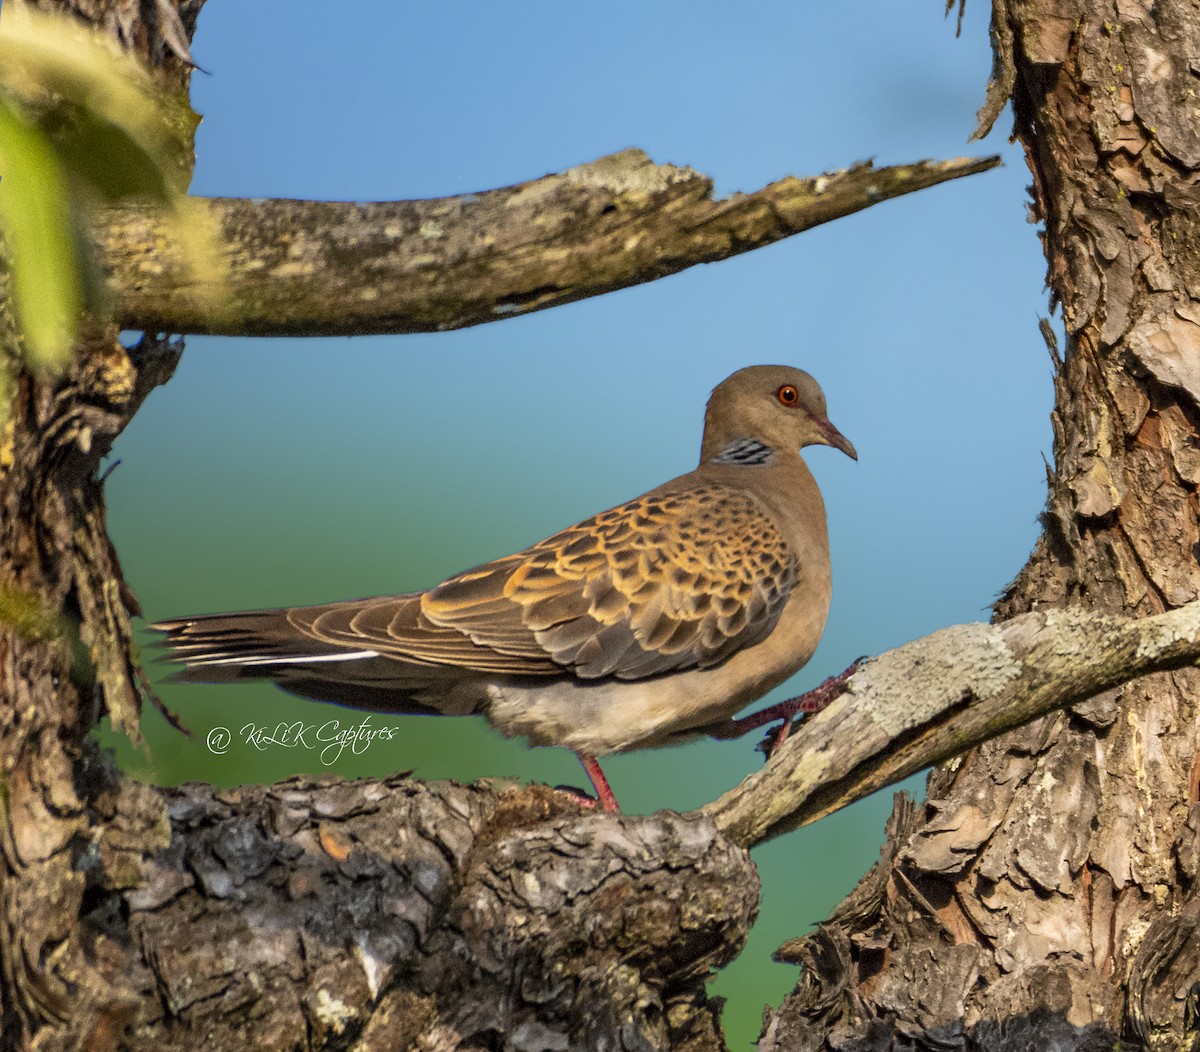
[409,483,799,680]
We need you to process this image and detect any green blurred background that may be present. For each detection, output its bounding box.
[99,2,1051,1045]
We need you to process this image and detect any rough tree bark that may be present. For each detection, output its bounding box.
[0,2,198,1045]
[760,1,1200,1048]
[4,1,1194,1051]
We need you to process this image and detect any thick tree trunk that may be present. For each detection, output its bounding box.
[0,4,196,1045]
[0,316,181,1049]
[763,1,1200,1048]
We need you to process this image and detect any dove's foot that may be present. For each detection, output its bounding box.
[709,656,868,757]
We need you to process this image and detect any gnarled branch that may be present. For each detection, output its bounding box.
[93,777,756,1051]
[98,148,999,337]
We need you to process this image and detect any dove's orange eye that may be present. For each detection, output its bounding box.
[777,384,799,407]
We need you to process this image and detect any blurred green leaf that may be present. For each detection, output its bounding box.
[38,101,175,203]
[0,5,224,397]
[0,5,192,194]
[0,92,80,371]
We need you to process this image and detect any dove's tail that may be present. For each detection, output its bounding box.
[151,608,379,682]
[148,604,462,716]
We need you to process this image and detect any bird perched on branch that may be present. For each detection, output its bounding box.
[153,365,856,811]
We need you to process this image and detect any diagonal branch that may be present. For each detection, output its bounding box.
[98,148,999,337]
[701,602,1200,849]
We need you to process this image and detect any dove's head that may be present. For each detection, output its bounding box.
[700,365,857,464]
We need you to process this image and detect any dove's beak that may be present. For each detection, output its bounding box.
[818,419,858,461]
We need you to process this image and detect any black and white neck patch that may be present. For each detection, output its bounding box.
[713,438,774,466]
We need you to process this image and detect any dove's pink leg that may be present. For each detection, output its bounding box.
[576,754,620,812]
[709,657,868,753]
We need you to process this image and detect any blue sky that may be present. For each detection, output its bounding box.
[104,3,1052,1044]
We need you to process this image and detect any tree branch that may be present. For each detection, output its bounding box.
[98,148,999,337]
[702,602,1200,849]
